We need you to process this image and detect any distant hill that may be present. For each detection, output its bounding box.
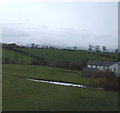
[2,48,119,70]
[15,48,118,64]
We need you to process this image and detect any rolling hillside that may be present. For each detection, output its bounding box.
[2,48,35,64]
[15,48,118,65]
[2,48,119,70]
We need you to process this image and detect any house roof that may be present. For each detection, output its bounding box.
[87,60,115,66]
[83,67,99,73]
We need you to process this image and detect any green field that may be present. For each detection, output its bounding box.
[2,48,35,64]
[3,64,118,111]
[15,48,118,65]
[2,48,118,66]
[2,48,119,111]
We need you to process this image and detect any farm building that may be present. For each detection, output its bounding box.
[82,60,120,77]
[87,60,115,70]
[109,62,120,76]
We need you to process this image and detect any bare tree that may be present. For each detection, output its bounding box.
[88,44,93,52]
[73,46,77,50]
[49,46,56,49]
[103,46,107,52]
[35,45,38,48]
[31,43,35,48]
[95,45,100,52]
[115,48,119,54]
[45,46,49,49]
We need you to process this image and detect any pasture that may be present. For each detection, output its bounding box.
[2,64,118,111]
[2,48,35,64]
[15,48,118,65]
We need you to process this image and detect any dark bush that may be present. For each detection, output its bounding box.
[4,58,10,64]
[59,60,87,70]
[20,61,24,64]
[55,64,60,68]
[12,60,16,64]
[60,61,71,69]
[93,71,119,91]
[32,59,49,66]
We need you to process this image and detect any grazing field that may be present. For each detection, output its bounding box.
[3,64,118,111]
[15,48,118,65]
[2,48,118,67]
[2,48,35,64]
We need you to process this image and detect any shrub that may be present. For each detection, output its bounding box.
[60,60,87,70]
[93,71,118,91]
[4,57,10,64]
[20,61,24,64]
[12,60,16,64]
[32,59,49,66]
[60,61,70,69]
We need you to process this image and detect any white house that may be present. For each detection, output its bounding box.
[109,62,120,76]
[86,60,120,76]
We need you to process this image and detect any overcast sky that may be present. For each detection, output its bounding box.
[2,1,118,49]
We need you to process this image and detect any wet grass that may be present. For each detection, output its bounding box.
[2,48,35,64]
[16,48,118,65]
[2,64,118,111]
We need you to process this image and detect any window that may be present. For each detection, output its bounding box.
[87,65,91,68]
[114,68,116,71]
[92,65,96,68]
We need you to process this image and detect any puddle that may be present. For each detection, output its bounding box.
[27,78,104,90]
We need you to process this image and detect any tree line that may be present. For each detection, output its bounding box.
[1,42,119,53]
[88,44,119,53]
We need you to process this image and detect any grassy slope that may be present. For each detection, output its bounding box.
[3,64,118,111]
[16,48,118,65]
[2,48,35,64]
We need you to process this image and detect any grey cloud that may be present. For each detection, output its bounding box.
[2,25,30,38]
[39,25,48,29]
[2,24,117,49]
[29,28,117,49]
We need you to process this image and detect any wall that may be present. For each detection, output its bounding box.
[109,63,120,76]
